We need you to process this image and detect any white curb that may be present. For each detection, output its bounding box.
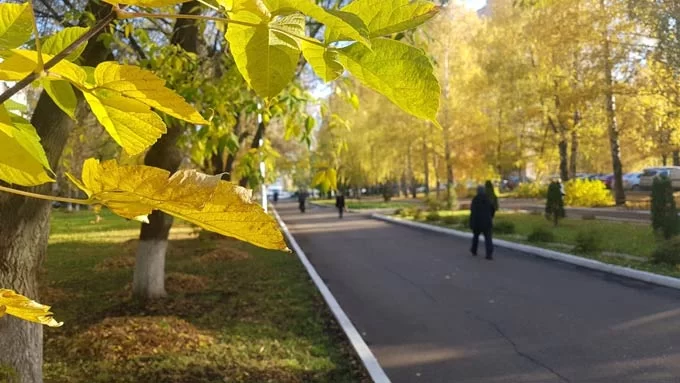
[372,214,680,291]
[272,208,391,383]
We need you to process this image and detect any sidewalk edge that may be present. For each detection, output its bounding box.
[372,214,680,291]
[272,207,391,383]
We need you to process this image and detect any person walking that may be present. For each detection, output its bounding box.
[335,192,346,219]
[273,190,279,204]
[470,185,496,260]
[298,190,307,213]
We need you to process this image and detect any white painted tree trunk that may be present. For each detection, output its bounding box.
[132,240,168,300]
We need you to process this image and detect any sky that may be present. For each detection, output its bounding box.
[463,0,487,10]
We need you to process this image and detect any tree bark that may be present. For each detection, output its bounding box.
[601,12,625,205]
[0,2,111,380]
[239,120,265,187]
[422,134,429,197]
[134,0,200,300]
[558,137,568,182]
[0,95,72,383]
[569,111,580,178]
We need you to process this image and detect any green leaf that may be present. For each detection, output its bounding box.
[2,99,27,112]
[266,0,369,45]
[68,159,288,251]
[0,105,54,186]
[41,27,89,61]
[300,40,344,82]
[42,80,77,119]
[226,12,303,97]
[334,0,438,39]
[0,3,33,51]
[338,38,440,124]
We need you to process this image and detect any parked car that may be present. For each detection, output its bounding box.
[598,174,614,189]
[639,167,680,190]
[622,172,642,190]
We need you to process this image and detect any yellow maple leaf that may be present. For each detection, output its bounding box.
[93,62,208,125]
[68,159,288,251]
[83,92,167,156]
[0,49,87,84]
[0,105,54,186]
[82,62,209,155]
[103,0,190,5]
[0,289,63,327]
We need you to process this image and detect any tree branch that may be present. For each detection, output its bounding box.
[0,9,118,105]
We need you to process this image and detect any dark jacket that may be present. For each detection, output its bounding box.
[470,193,496,232]
[335,195,345,209]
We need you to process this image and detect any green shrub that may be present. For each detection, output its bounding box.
[426,212,441,222]
[564,179,614,207]
[513,182,548,199]
[442,215,460,225]
[494,220,515,234]
[402,208,417,218]
[651,176,679,239]
[574,231,602,254]
[652,237,680,265]
[413,208,424,220]
[527,226,555,243]
[425,196,444,212]
[459,215,470,228]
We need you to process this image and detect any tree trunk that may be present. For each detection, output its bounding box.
[558,137,569,182]
[422,135,429,197]
[663,154,668,166]
[602,15,625,205]
[223,116,246,180]
[0,95,73,383]
[0,2,111,379]
[239,120,265,187]
[673,150,680,166]
[134,0,200,301]
[569,111,580,179]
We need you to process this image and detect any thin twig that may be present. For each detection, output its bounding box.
[0,185,90,205]
[0,9,117,105]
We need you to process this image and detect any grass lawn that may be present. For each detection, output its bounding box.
[42,209,368,383]
[314,198,421,210]
[397,210,680,279]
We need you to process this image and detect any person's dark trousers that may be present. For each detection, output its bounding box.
[338,208,343,218]
[471,230,494,259]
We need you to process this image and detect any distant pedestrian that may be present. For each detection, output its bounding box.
[273,190,279,204]
[298,190,307,213]
[470,185,496,260]
[335,192,346,218]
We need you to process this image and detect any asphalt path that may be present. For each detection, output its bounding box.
[277,201,680,383]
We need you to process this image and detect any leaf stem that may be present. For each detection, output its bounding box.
[119,11,255,26]
[30,4,44,71]
[0,9,118,105]
[0,185,91,205]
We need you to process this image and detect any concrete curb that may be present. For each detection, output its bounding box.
[272,208,391,383]
[372,214,680,291]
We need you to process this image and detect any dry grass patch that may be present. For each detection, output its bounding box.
[198,246,251,263]
[165,272,210,294]
[68,316,214,362]
[94,254,136,272]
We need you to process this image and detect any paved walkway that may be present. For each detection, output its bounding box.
[277,201,680,383]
